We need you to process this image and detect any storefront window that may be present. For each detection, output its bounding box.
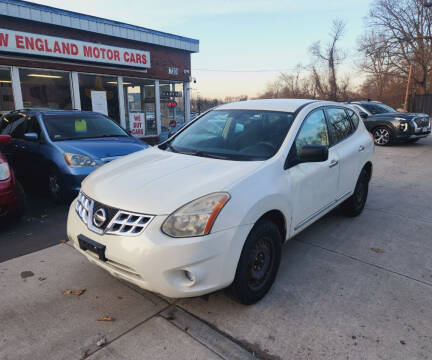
[123,78,156,136]
[0,68,14,113]
[19,68,72,110]
[160,81,184,132]
[78,74,119,122]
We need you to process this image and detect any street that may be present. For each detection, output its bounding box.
[1,137,432,360]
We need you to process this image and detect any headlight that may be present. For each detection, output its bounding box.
[64,153,99,168]
[0,162,10,181]
[399,121,409,132]
[162,192,230,238]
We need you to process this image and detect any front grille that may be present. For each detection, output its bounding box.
[75,191,154,236]
[105,211,152,235]
[414,117,430,128]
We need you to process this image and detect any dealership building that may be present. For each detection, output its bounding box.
[0,0,199,141]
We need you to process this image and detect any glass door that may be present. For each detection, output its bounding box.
[123,78,156,136]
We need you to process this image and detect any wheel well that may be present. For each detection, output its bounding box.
[372,123,394,133]
[362,161,373,182]
[257,210,287,243]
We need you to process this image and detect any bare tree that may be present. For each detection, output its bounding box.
[357,30,396,100]
[310,19,347,101]
[366,0,432,94]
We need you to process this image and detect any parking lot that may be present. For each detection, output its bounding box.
[1,137,432,360]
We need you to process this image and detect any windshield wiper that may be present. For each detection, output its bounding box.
[178,150,229,160]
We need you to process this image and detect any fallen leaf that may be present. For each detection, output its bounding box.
[82,349,89,359]
[97,316,114,322]
[62,289,86,296]
[38,277,46,281]
[371,247,385,253]
[96,337,106,347]
[60,240,67,244]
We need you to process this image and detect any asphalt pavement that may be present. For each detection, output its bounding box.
[1,136,432,360]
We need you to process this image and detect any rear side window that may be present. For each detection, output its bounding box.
[347,109,360,128]
[326,107,354,144]
[295,109,329,153]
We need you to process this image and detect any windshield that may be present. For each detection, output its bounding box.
[162,109,295,161]
[361,103,397,114]
[42,114,128,141]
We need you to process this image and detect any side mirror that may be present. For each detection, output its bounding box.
[298,145,329,163]
[0,134,11,146]
[359,112,368,119]
[23,132,39,142]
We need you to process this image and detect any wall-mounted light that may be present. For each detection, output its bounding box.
[27,74,63,79]
[107,81,132,85]
[0,80,11,83]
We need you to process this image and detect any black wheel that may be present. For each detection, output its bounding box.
[373,127,391,146]
[13,181,26,219]
[47,168,67,203]
[341,169,369,217]
[229,220,281,305]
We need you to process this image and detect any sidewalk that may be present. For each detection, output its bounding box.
[0,243,253,360]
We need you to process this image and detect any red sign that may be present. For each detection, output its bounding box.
[167,101,177,108]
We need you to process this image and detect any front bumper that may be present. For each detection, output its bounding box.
[67,199,253,298]
[394,123,431,140]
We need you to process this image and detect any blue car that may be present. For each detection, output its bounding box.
[0,110,148,202]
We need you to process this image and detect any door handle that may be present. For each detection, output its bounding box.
[329,159,339,168]
[358,145,365,152]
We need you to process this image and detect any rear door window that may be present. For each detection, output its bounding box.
[346,109,360,128]
[325,107,354,144]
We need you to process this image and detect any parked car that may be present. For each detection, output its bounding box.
[0,135,26,220]
[158,122,187,143]
[0,110,148,202]
[67,99,374,304]
[348,101,431,146]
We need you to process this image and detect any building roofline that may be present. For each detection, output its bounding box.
[0,0,199,52]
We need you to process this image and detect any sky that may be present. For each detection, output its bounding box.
[33,0,373,99]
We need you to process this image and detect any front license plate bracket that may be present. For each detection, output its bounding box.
[78,235,107,262]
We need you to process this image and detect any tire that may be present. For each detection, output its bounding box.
[47,168,68,203]
[229,220,282,305]
[341,169,369,217]
[373,126,392,146]
[13,181,27,219]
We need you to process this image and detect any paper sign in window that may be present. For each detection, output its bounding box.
[75,119,87,133]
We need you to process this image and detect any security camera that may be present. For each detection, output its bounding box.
[193,78,197,84]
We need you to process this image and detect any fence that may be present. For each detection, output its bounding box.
[410,94,432,115]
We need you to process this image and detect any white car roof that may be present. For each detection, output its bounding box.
[216,99,319,113]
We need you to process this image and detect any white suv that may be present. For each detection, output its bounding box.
[67,99,374,304]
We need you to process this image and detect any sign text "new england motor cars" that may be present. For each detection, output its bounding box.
[0,28,151,68]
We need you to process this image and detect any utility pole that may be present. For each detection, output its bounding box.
[404,64,413,112]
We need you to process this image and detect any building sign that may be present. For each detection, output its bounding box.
[161,91,182,98]
[168,67,178,75]
[130,113,145,137]
[0,28,151,68]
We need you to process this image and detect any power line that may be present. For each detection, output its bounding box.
[193,67,299,73]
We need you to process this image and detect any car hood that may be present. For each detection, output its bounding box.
[81,147,264,215]
[55,137,148,160]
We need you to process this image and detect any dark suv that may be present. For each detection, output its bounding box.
[348,101,431,146]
